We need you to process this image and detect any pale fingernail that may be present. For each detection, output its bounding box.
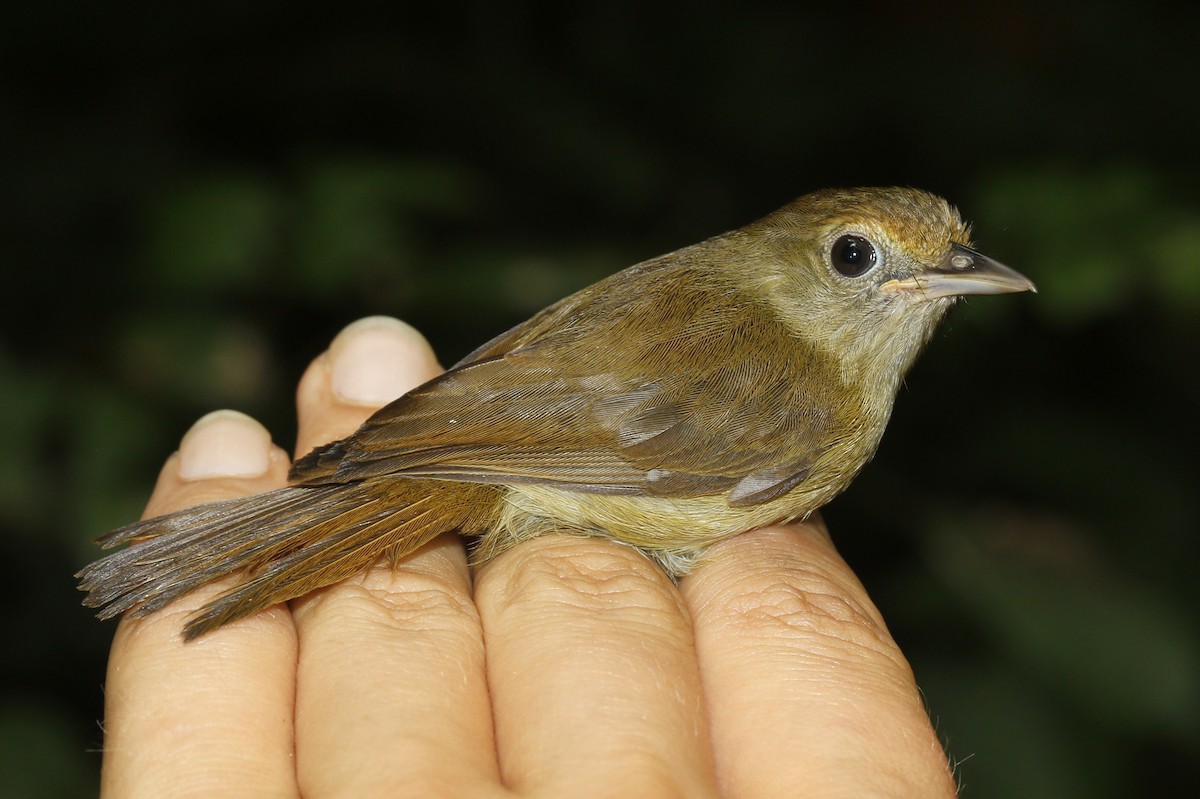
[328,316,440,406]
[178,410,274,480]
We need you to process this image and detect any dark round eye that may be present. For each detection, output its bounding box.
[830,234,878,277]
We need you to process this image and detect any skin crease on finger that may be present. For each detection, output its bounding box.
[682,524,957,797]
[474,537,719,797]
[289,542,506,798]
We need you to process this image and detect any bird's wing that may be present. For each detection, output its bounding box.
[291,257,851,506]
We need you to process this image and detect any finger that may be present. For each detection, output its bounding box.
[293,315,442,458]
[289,318,502,796]
[100,411,300,798]
[680,522,957,798]
[474,536,719,798]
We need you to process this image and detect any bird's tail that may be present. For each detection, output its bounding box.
[76,480,498,640]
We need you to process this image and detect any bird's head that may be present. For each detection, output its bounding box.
[739,186,1035,396]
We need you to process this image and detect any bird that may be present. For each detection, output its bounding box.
[78,186,1035,640]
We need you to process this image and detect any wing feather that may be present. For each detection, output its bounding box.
[291,250,853,505]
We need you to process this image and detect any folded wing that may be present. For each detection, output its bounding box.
[291,254,851,506]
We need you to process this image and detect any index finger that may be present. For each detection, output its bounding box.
[680,521,957,798]
[287,317,504,797]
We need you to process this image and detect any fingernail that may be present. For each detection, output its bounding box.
[178,410,274,480]
[328,316,440,406]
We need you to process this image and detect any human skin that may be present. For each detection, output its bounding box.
[94,316,957,798]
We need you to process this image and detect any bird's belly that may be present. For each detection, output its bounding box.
[477,482,818,576]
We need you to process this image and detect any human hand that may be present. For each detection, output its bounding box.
[95,316,956,798]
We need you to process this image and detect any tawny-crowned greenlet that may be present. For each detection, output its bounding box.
[79,187,1035,640]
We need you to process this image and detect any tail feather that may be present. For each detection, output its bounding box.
[76,480,501,639]
[179,493,466,639]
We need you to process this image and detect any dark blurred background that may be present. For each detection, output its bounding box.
[2,2,1197,796]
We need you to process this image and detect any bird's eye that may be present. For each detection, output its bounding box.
[830,234,878,278]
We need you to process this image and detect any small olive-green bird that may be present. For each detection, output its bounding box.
[78,187,1035,640]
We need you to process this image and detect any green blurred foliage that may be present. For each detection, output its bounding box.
[976,165,1200,325]
[0,701,96,798]
[2,2,1198,796]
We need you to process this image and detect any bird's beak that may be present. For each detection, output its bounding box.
[881,244,1037,300]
